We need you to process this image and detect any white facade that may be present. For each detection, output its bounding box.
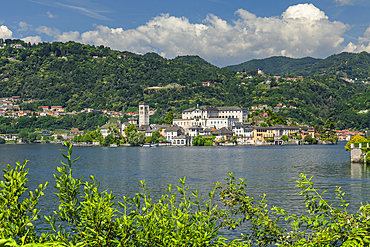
[139,103,149,127]
[173,106,247,133]
[164,127,182,141]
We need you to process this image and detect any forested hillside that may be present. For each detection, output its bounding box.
[0,39,370,130]
[225,52,370,81]
[225,56,320,75]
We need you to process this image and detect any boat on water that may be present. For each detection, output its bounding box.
[109,144,118,148]
[143,143,158,148]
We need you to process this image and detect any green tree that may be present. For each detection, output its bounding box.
[102,134,114,146]
[192,135,204,146]
[324,117,336,138]
[29,133,38,142]
[83,133,93,142]
[18,131,29,142]
[0,137,5,144]
[126,131,145,146]
[73,134,83,142]
[304,134,316,144]
[345,135,367,151]
[151,130,161,143]
[164,111,174,124]
[282,135,289,142]
[125,124,137,136]
[145,136,152,143]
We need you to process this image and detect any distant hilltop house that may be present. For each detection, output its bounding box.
[70,128,83,136]
[251,104,269,110]
[50,106,64,112]
[11,96,20,101]
[10,44,25,49]
[202,81,215,87]
[1,102,14,109]
[146,83,185,90]
[358,110,369,114]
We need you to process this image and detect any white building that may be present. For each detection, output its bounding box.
[173,105,248,132]
[164,126,182,141]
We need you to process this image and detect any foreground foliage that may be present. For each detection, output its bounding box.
[1,142,370,246]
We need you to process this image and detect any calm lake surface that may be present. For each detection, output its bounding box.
[1,142,370,237]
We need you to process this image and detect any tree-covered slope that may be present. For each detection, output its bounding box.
[225,52,370,81]
[0,41,234,111]
[303,52,370,80]
[224,56,321,75]
[0,40,369,130]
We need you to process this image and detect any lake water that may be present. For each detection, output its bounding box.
[1,142,370,238]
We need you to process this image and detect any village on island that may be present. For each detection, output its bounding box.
[99,103,317,147]
[0,94,366,147]
[86,102,356,147]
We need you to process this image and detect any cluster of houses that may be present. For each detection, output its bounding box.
[0,43,25,49]
[0,127,84,143]
[92,55,126,59]
[342,77,370,84]
[0,97,157,119]
[336,129,366,141]
[99,104,314,146]
[236,69,303,82]
[249,103,297,114]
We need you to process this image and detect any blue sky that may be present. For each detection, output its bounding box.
[1,0,370,67]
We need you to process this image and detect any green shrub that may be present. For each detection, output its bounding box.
[0,160,48,243]
[282,135,289,142]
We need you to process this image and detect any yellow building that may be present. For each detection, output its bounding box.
[253,127,274,142]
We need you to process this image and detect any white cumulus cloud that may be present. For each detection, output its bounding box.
[342,26,370,53]
[36,26,61,36]
[52,3,347,66]
[0,25,13,39]
[30,3,358,66]
[18,21,33,32]
[22,36,42,44]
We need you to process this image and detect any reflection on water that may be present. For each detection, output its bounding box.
[1,142,370,236]
[351,163,370,179]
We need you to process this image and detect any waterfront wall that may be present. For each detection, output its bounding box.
[351,143,369,163]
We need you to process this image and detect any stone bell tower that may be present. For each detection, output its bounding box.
[139,103,149,127]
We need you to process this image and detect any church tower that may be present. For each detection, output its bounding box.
[139,103,149,127]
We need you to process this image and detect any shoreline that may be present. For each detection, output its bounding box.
[2,141,338,147]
